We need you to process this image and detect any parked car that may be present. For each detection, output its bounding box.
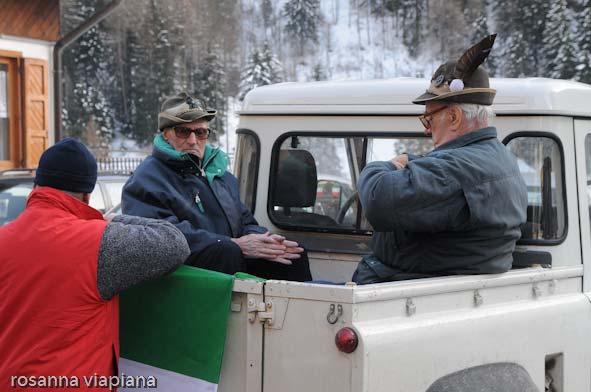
[0,169,128,226]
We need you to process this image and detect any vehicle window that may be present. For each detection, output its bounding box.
[270,136,359,230]
[367,137,433,163]
[506,135,565,242]
[234,131,259,212]
[103,181,124,208]
[0,182,33,225]
[585,134,591,238]
[90,186,106,212]
[269,134,432,233]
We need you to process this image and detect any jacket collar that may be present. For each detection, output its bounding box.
[152,134,228,183]
[26,187,104,221]
[433,126,498,152]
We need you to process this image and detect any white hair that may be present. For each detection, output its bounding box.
[453,103,494,126]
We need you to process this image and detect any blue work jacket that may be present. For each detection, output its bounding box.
[122,136,266,258]
[354,127,528,284]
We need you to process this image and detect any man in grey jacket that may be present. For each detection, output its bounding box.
[352,35,528,284]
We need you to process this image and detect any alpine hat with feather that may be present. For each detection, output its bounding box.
[158,92,217,130]
[413,34,497,106]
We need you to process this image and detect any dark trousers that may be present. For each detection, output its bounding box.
[187,240,312,282]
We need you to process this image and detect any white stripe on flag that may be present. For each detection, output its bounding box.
[119,358,217,392]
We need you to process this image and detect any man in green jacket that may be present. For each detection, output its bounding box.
[123,92,312,281]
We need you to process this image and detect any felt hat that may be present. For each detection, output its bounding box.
[35,138,97,193]
[413,34,497,106]
[158,92,216,130]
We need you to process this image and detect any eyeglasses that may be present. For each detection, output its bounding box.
[418,106,448,128]
[173,126,211,140]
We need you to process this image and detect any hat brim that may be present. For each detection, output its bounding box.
[159,109,217,130]
[412,88,496,106]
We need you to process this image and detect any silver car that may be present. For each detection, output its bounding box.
[0,169,128,226]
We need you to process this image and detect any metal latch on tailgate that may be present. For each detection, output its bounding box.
[247,299,274,325]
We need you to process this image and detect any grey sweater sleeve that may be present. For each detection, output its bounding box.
[97,214,191,300]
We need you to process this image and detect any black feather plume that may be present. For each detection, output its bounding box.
[453,34,496,80]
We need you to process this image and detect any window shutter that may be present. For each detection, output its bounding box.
[22,58,48,168]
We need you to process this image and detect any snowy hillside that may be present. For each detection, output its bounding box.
[59,0,591,158]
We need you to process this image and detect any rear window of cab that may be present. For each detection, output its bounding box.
[235,130,566,245]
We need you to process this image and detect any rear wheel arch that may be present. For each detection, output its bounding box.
[426,363,539,392]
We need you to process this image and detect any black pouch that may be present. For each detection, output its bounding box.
[352,255,432,284]
[352,256,399,285]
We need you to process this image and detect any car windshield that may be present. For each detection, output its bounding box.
[103,181,124,209]
[0,182,33,226]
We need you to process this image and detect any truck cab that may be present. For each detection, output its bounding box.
[219,77,591,392]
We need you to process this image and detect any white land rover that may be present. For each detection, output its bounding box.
[218,77,591,392]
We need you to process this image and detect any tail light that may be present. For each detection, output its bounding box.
[335,327,358,353]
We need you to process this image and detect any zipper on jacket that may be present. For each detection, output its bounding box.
[187,149,221,213]
[187,148,235,233]
[195,191,205,213]
[195,170,235,237]
[201,148,219,171]
[188,148,220,177]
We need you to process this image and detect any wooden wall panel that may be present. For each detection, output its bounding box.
[0,0,60,42]
[23,58,48,168]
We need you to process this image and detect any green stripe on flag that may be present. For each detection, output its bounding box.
[120,266,234,384]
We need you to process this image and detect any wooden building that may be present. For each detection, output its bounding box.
[0,0,59,170]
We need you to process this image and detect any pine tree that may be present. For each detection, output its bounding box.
[311,63,327,81]
[193,45,227,139]
[543,0,577,79]
[283,0,321,54]
[401,0,425,58]
[495,0,548,77]
[470,12,497,76]
[521,0,549,74]
[238,44,283,101]
[119,28,139,139]
[263,0,274,30]
[577,0,591,83]
[124,0,180,145]
[367,0,425,59]
[61,1,115,151]
[427,0,467,61]
[262,43,283,83]
[469,12,489,41]
[503,30,530,77]
[127,2,161,145]
[149,0,176,97]
[364,0,403,16]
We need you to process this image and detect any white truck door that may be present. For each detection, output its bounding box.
[218,279,265,392]
[574,119,591,293]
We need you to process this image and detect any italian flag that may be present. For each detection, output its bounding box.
[119,266,235,391]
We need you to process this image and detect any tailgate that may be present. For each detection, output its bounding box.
[260,280,357,392]
[219,278,265,392]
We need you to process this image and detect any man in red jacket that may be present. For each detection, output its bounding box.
[0,138,190,391]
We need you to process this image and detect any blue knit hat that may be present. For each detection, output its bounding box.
[34,138,97,193]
